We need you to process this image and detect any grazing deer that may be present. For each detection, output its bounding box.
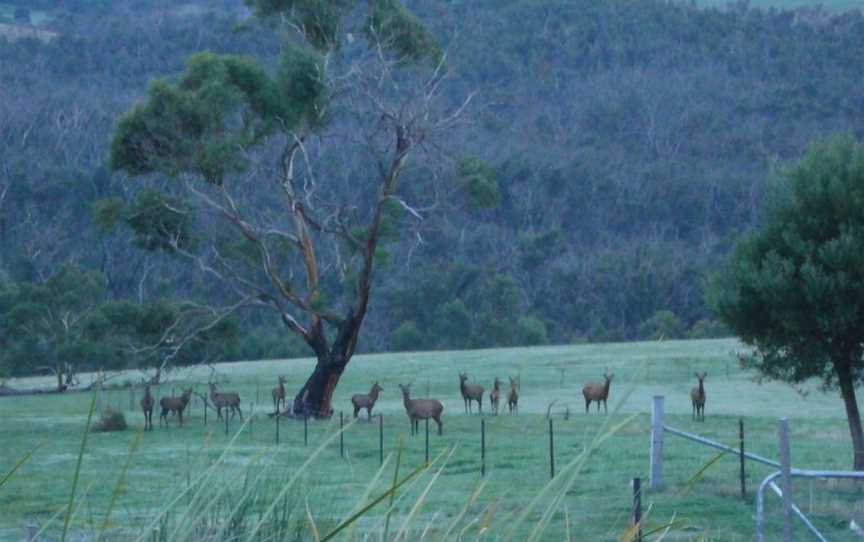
[351,382,383,420]
[507,376,520,414]
[489,378,501,415]
[582,372,614,414]
[140,384,154,431]
[159,388,193,427]
[459,372,484,414]
[691,372,707,421]
[272,376,287,414]
[209,382,243,421]
[399,383,444,435]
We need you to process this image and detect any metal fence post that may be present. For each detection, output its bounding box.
[549,418,555,479]
[340,411,344,458]
[425,418,430,465]
[276,412,280,444]
[304,412,308,446]
[632,477,643,542]
[650,396,665,490]
[481,418,486,477]
[739,418,746,499]
[379,413,384,466]
[779,418,793,542]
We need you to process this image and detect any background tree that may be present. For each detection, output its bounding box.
[109,0,465,416]
[708,134,864,469]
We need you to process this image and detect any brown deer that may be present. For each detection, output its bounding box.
[140,384,154,431]
[272,376,287,414]
[489,378,501,415]
[351,382,383,420]
[159,388,193,427]
[582,372,613,414]
[459,372,484,414]
[507,376,520,414]
[209,382,243,421]
[399,383,444,435]
[691,372,707,421]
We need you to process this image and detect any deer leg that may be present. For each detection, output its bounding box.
[478,397,482,414]
[237,404,244,421]
[604,400,607,414]
[367,407,372,420]
[435,416,443,435]
[353,405,360,418]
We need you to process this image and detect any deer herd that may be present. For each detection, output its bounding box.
[141,371,709,434]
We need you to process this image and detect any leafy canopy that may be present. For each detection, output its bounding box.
[708,134,864,385]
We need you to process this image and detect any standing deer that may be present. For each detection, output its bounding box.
[209,382,243,421]
[399,383,444,435]
[489,378,501,415]
[459,372,484,414]
[272,376,287,414]
[159,388,193,427]
[351,382,383,420]
[691,372,707,421]
[507,376,520,414]
[582,372,614,414]
[140,384,154,431]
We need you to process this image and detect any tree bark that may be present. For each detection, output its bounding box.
[836,360,864,470]
[291,355,346,417]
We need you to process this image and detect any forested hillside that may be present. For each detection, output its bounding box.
[2,0,863,376]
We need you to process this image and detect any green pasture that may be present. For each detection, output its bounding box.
[1,338,862,540]
[694,0,862,11]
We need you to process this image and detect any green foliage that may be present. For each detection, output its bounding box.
[708,134,864,385]
[519,230,561,271]
[688,319,729,340]
[365,0,442,64]
[244,0,355,51]
[125,189,195,253]
[517,315,548,346]
[390,320,425,352]
[639,310,685,341]
[457,156,501,210]
[110,51,325,184]
[433,299,472,349]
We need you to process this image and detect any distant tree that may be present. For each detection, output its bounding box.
[109,0,467,416]
[708,134,864,469]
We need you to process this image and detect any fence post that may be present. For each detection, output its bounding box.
[203,397,207,425]
[304,412,308,446]
[340,411,344,458]
[739,418,746,499]
[225,409,229,436]
[549,418,555,479]
[250,403,254,440]
[379,413,384,466]
[256,379,260,404]
[650,395,665,490]
[632,477,643,542]
[276,412,280,444]
[425,418,430,465]
[779,418,793,542]
[481,418,486,477]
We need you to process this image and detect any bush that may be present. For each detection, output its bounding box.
[639,310,684,340]
[391,320,425,352]
[92,409,127,432]
[688,318,730,339]
[518,315,548,346]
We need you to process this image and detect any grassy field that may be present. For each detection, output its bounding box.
[694,0,862,11]
[1,338,863,540]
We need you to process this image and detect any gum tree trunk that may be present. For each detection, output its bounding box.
[837,360,864,470]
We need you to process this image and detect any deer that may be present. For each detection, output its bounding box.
[507,376,520,414]
[140,384,154,431]
[691,372,707,421]
[159,388,193,427]
[489,377,501,415]
[351,382,383,420]
[209,382,243,421]
[399,383,444,436]
[459,372,484,414]
[272,376,287,414]
[582,372,614,414]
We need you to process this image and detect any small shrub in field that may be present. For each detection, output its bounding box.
[92,409,127,432]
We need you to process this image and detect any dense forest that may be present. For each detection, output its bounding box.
[2,0,864,377]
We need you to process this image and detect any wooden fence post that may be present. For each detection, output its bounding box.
[779,418,793,542]
[650,395,665,490]
[549,418,555,479]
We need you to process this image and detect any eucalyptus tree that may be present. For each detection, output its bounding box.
[109,0,468,416]
[708,134,864,469]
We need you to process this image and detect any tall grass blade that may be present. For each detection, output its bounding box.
[0,443,40,490]
[382,436,403,542]
[96,429,143,542]
[392,447,453,541]
[306,497,321,542]
[61,388,98,542]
